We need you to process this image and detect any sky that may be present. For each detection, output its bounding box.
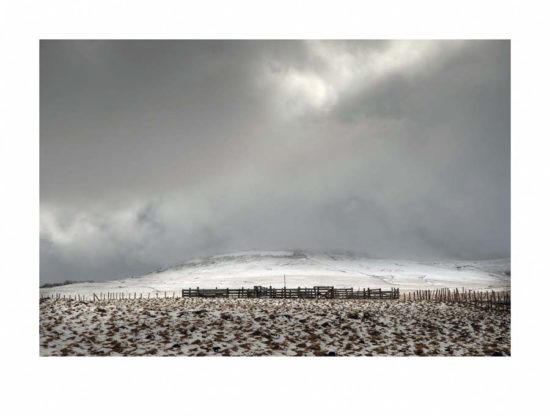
[40,40,510,284]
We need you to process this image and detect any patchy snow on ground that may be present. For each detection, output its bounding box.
[40,251,511,298]
[40,297,510,356]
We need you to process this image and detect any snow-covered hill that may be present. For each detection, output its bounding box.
[40,251,511,297]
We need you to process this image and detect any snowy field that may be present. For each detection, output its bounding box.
[40,297,510,356]
[40,251,511,297]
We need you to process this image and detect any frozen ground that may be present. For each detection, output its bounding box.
[40,298,510,356]
[40,251,510,297]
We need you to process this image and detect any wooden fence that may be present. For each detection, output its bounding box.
[401,288,510,311]
[39,287,510,309]
[40,292,179,301]
[40,286,400,301]
[180,286,400,299]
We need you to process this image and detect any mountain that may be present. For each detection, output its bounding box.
[39,250,510,297]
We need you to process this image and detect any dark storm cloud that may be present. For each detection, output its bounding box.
[40,40,510,283]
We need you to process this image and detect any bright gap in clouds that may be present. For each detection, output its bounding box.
[265,40,456,116]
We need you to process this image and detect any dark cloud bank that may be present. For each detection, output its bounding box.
[40,40,510,283]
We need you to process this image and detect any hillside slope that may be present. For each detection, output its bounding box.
[40,251,510,297]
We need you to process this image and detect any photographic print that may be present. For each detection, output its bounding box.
[39,40,510,356]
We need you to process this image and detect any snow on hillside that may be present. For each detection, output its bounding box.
[40,251,511,297]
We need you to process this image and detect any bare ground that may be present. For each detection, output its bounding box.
[39,298,510,356]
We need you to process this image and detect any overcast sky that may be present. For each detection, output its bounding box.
[40,40,510,283]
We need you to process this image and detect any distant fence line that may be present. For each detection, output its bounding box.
[402,288,511,311]
[39,286,510,310]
